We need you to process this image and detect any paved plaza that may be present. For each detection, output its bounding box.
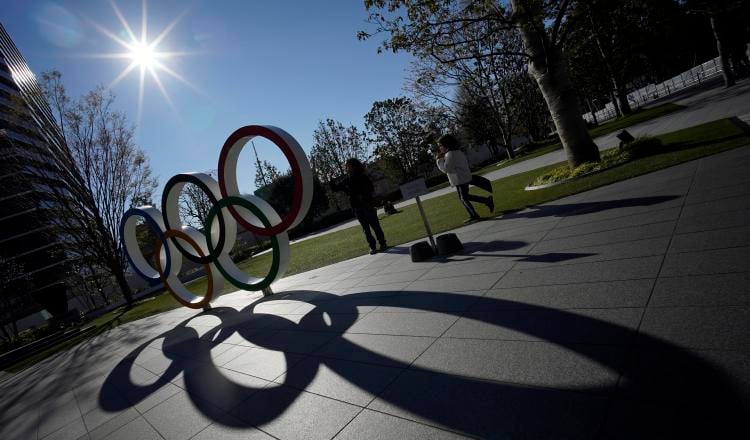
[2,146,750,439]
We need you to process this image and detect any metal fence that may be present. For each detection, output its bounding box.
[583,57,725,124]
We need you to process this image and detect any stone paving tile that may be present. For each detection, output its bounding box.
[336,267,384,281]
[143,391,222,440]
[531,220,676,253]
[288,297,380,315]
[200,344,251,366]
[481,279,654,310]
[649,272,750,307]
[463,232,544,255]
[345,311,459,337]
[512,236,670,269]
[336,281,411,294]
[191,416,274,439]
[334,409,471,440]
[639,306,750,351]
[544,205,681,240]
[72,373,118,415]
[81,402,132,435]
[604,346,750,438]
[371,291,483,313]
[229,386,361,440]
[444,307,643,345]
[691,167,750,190]
[41,416,88,440]
[552,196,685,229]
[223,347,306,381]
[683,180,750,205]
[418,257,515,280]
[694,349,750,408]
[482,216,559,234]
[669,225,750,253]
[353,268,430,287]
[407,272,504,292]
[247,329,336,354]
[660,246,750,277]
[37,391,83,439]
[377,260,440,275]
[169,365,271,411]
[413,338,624,389]
[496,256,662,288]
[675,207,750,234]
[368,368,609,439]
[367,368,523,438]
[0,404,39,439]
[680,193,750,217]
[86,408,139,440]
[314,333,436,368]
[127,380,182,414]
[101,416,161,440]
[275,356,403,406]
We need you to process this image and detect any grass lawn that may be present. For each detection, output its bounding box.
[462,102,685,181]
[5,116,745,373]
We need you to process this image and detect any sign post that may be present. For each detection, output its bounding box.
[400,178,435,251]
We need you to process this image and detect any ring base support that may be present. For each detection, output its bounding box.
[262,286,274,296]
[436,233,464,256]
[410,241,435,262]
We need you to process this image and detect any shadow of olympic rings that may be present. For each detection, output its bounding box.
[100,291,748,438]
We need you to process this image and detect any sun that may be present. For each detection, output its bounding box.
[90,1,199,126]
[128,41,157,69]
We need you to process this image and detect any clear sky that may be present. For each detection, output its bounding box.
[1,0,412,197]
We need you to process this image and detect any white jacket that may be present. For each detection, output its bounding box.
[436,150,472,187]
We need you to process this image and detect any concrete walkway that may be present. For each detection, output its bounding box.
[295,78,750,243]
[2,145,749,439]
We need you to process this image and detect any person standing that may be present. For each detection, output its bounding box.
[435,134,494,223]
[331,158,388,254]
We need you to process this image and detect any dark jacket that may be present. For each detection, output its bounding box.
[331,173,375,209]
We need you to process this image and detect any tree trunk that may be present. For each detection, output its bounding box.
[109,260,134,306]
[586,97,599,126]
[500,133,515,159]
[616,88,632,115]
[512,2,600,167]
[589,14,631,116]
[610,90,622,118]
[709,15,735,88]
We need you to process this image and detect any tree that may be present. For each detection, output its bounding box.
[253,159,281,189]
[263,172,330,227]
[364,97,430,182]
[179,170,216,230]
[37,71,157,306]
[309,119,370,184]
[407,23,538,159]
[0,257,32,343]
[360,0,601,167]
[683,0,747,87]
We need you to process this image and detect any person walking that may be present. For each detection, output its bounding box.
[435,134,494,223]
[331,158,388,254]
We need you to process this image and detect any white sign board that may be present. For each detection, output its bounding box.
[400,178,428,200]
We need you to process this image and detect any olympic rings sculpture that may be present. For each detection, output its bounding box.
[120,125,313,309]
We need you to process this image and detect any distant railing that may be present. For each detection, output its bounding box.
[583,57,725,124]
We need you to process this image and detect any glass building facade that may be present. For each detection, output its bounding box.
[0,23,69,327]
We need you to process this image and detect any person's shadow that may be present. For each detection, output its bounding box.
[499,196,681,219]
[100,290,748,438]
